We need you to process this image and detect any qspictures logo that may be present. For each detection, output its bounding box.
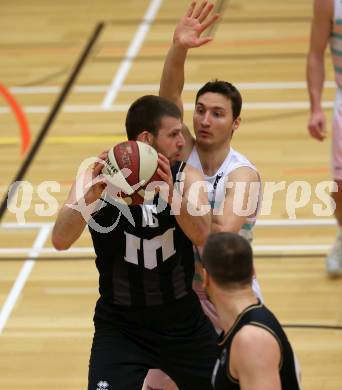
[5,156,338,231]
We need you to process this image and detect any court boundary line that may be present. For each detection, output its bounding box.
[0,224,51,334]
[0,222,335,332]
[0,101,335,115]
[0,22,105,221]
[102,0,163,108]
[0,219,336,229]
[8,81,337,95]
[0,219,336,257]
[0,244,332,255]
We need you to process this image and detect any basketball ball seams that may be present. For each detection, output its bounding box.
[136,141,158,186]
[113,141,138,187]
[135,141,141,188]
[102,140,161,205]
[103,148,134,195]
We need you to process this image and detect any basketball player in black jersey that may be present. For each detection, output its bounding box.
[200,232,301,390]
[52,95,219,390]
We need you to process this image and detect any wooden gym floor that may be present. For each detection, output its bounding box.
[0,0,341,389]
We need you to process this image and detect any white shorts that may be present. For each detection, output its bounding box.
[332,88,342,181]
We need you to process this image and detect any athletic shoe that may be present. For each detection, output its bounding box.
[326,231,342,276]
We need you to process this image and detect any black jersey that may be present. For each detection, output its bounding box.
[89,161,195,308]
[212,301,301,390]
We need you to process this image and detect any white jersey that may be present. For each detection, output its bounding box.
[331,0,342,180]
[187,145,260,242]
[331,0,342,87]
[188,145,263,305]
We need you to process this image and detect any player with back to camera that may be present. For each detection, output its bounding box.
[307,0,342,275]
[52,95,219,390]
[201,232,301,390]
[145,2,263,389]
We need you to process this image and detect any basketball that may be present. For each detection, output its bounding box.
[102,140,161,205]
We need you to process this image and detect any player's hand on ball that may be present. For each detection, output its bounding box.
[156,153,174,204]
[84,151,108,205]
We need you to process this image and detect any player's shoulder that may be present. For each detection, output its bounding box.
[228,165,259,183]
[233,324,278,349]
[231,324,281,369]
[183,162,204,182]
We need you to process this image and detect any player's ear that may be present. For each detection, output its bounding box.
[137,131,153,145]
[232,117,241,131]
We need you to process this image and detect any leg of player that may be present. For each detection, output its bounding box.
[160,311,218,390]
[327,181,342,275]
[88,319,152,390]
[327,99,342,275]
[143,370,178,390]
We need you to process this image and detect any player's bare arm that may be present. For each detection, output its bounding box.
[158,153,210,246]
[230,325,282,390]
[159,0,219,159]
[211,167,260,233]
[159,1,218,116]
[52,151,108,250]
[307,0,333,141]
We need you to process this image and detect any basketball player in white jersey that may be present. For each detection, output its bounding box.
[144,2,262,389]
[307,0,342,275]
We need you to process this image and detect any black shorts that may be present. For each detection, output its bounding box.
[88,292,218,390]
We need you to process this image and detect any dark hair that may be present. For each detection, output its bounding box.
[125,95,181,140]
[202,232,253,288]
[195,80,242,120]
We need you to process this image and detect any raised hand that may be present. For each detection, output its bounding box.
[173,1,220,49]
